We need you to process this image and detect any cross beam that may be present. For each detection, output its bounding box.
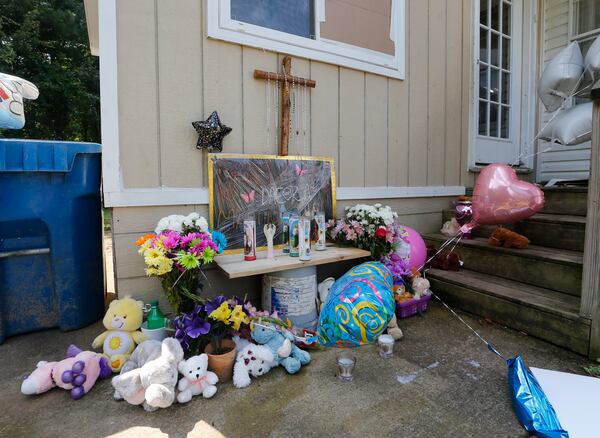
[253,56,316,156]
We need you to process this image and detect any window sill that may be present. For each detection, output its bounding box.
[469,165,533,174]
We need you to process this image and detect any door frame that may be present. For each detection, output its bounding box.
[468,0,539,171]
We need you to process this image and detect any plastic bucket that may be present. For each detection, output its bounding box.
[262,266,318,329]
[141,321,167,341]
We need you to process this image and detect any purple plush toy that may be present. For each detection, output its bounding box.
[21,345,111,399]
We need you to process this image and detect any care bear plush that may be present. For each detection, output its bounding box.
[251,320,310,374]
[92,297,146,372]
[111,338,183,412]
[232,336,277,389]
[176,354,218,403]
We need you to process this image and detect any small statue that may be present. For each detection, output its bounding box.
[263,224,276,259]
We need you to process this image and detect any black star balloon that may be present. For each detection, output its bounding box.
[192,111,232,152]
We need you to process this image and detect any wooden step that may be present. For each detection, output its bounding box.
[542,186,587,216]
[441,210,586,252]
[426,268,590,355]
[424,233,583,296]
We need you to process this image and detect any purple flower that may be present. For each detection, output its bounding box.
[161,231,181,250]
[205,295,227,314]
[174,304,211,351]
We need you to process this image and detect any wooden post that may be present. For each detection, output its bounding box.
[583,79,600,358]
[279,56,291,156]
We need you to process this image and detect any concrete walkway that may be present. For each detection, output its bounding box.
[0,303,590,438]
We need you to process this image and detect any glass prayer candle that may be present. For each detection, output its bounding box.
[378,334,394,358]
[337,354,356,382]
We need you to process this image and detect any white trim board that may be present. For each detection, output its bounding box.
[104,186,465,208]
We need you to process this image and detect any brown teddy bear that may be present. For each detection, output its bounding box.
[426,245,462,271]
[488,227,530,249]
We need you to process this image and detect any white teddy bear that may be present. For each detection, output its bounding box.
[176,354,218,403]
[111,338,183,412]
[317,277,336,313]
[232,336,277,389]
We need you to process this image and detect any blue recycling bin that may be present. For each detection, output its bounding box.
[0,139,104,342]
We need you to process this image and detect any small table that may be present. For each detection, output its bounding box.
[215,245,371,328]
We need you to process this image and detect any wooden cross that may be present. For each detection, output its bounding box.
[254,56,316,156]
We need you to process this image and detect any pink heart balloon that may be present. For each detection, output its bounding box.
[471,164,544,225]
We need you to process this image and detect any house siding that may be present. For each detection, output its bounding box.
[110,0,474,305]
[538,0,591,182]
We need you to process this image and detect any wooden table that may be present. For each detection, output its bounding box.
[215,245,371,279]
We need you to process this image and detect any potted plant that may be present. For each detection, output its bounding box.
[173,295,251,382]
[135,213,227,314]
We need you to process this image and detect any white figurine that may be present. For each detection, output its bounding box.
[263,223,276,259]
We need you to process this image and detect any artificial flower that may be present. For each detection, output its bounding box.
[375,227,387,238]
[208,301,231,322]
[205,295,226,314]
[228,304,250,331]
[175,251,200,270]
[135,233,155,246]
[210,230,227,254]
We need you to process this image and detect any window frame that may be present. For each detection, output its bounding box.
[569,0,600,43]
[206,0,406,79]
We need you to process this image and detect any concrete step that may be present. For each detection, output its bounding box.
[542,186,587,216]
[424,233,583,296]
[426,268,590,355]
[442,210,586,252]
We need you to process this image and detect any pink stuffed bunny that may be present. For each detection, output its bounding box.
[21,345,111,400]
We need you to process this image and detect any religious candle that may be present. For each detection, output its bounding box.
[378,334,394,358]
[314,212,326,251]
[243,218,257,261]
[289,213,299,257]
[337,355,356,382]
[282,212,290,254]
[299,215,312,261]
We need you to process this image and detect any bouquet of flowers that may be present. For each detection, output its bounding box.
[173,295,252,356]
[327,204,398,260]
[135,213,227,313]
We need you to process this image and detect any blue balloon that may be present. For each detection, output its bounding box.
[508,355,568,438]
[316,261,395,347]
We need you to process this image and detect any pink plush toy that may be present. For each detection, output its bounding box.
[21,345,111,400]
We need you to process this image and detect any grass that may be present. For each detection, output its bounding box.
[103,208,112,231]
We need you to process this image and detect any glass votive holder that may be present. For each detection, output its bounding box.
[337,354,356,382]
[378,334,395,358]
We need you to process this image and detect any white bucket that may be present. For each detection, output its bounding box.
[141,321,167,342]
[262,266,318,329]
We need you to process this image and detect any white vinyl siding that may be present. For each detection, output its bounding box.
[537,0,591,183]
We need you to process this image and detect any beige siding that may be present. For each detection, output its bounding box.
[116,0,473,190]
[110,1,475,304]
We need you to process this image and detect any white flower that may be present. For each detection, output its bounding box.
[195,216,209,232]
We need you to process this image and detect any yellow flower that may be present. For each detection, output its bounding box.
[145,267,160,276]
[145,246,165,260]
[228,305,249,331]
[209,302,232,323]
[156,257,173,275]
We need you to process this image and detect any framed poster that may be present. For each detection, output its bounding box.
[208,154,336,254]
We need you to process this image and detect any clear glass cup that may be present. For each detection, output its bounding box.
[378,334,395,358]
[337,354,356,382]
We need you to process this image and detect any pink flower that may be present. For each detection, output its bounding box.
[351,220,365,236]
[344,223,357,241]
[161,231,181,250]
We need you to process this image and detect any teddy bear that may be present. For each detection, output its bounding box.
[412,277,431,300]
[21,345,111,399]
[111,337,183,412]
[176,354,218,403]
[251,319,310,374]
[112,339,163,401]
[385,314,403,341]
[317,277,335,313]
[440,218,461,237]
[426,245,462,271]
[92,296,147,372]
[232,336,277,388]
[488,227,530,249]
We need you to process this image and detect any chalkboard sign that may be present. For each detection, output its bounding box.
[208,154,336,253]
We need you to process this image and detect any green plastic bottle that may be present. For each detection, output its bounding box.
[146,300,166,329]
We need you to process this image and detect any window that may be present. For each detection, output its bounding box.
[571,0,600,55]
[207,0,405,79]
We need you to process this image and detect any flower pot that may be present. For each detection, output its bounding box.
[204,339,237,382]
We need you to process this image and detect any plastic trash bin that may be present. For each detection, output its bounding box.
[0,139,104,343]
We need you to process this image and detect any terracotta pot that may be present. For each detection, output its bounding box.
[204,339,237,382]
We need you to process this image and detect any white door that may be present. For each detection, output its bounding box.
[474,0,523,165]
